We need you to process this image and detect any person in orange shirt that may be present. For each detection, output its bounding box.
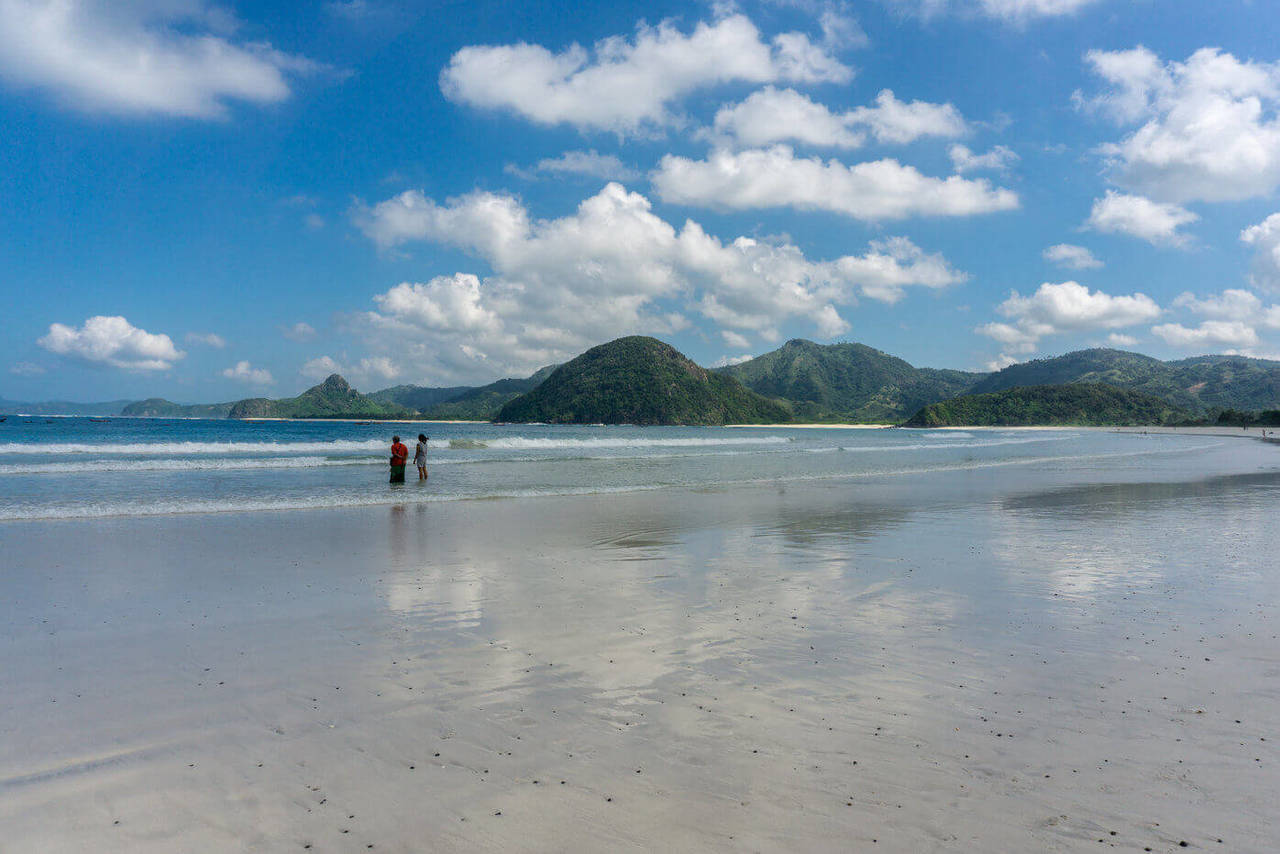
[389,435,408,483]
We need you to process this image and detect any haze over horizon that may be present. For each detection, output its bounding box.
[5,0,1280,402]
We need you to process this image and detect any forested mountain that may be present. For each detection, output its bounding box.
[717,339,982,422]
[970,349,1280,412]
[497,337,792,425]
[903,383,1190,427]
[229,375,411,419]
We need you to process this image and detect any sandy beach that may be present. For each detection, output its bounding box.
[2,439,1278,852]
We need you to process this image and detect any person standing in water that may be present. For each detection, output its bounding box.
[414,433,428,481]
[389,435,408,483]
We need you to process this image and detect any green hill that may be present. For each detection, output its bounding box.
[971,349,1280,412]
[717,339,982,422]
[496,337,792,425]
[368,384,474,411]
[228,375,412,419]
[903,383,1190,427]
[0,397,136,416]
[120,398,235,418]
[370,365,560,420]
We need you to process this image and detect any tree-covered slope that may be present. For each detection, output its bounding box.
[120,398,235,418]
[971,349,1280,412]
[229,375,412,419]
[367,384,475,411]
[903,383,1190,427]
[496,337,792,425]
[717,339,982,422]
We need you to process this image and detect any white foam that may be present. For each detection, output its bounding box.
[0,439,388,456]
[451,435,793,450]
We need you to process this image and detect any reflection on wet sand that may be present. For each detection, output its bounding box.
[2,442,1279,851]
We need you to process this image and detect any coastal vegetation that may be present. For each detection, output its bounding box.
[496,336,792,425]
[372,365,559,421]
[902,383,1190,427]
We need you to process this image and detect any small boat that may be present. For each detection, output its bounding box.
[0,416,6,422]
[89,417,110,423]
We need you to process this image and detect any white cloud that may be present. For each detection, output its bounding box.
[978,280,1161,358]
[506,149,640,182]
[711,353,754,367]
[1043,243,1102,270]
[0,0,319,119]
[1241,213,1280,292]
[281,321,317,341]
[651,145,1018,221]
[185,331,226,348]
[1086,190,1197,246]
[1080,47,1280,203]
[9,361,46,376]
[301,355,342,380]
[221,360,273,385]
[299,354,398,387]
[720,329,751,348]
[711,87,965,149]
[439,13,850,135]
[1151,321,1259,350]
[1106,333,1138,347]
[38,315,184,371]
[984,353,1019,371]
[1171,289,1266,322]
[304,213,325,230]
[949,143,1018,173]
[883,0,1101,21]
[352,183,968,381]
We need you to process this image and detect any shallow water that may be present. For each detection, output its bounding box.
[0,417,1237,520]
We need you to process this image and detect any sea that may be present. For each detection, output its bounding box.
[0,416,1260,522]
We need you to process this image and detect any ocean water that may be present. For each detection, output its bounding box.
[0,416,1252,521]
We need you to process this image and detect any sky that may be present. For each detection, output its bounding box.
[4,0,1280,402]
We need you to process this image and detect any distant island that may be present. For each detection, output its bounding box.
[8,339,1280,427]
[495,336,790,425]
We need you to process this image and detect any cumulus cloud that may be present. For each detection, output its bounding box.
[1106,333,1138,347]
[351,183,967,381]
[711,87,965,149]
[651,145,1018,220]
[949,143,1018,173]
[185,331,226,348]
[1241,213,1280,292]
[1086,190,1197,246]
[1043,243,1102,269]
[711,353,754,367]
[1151,321,1259,350]
[978,280,1161,363]
[506,149,640,182]
[1080,46,1280,203]
[300,354,401,386]
[38,315,184,371]
[221,360,273,384]
[300,355,342,380]
[281,321,317,341]
[439,13,850,135]
[0,0,319,119]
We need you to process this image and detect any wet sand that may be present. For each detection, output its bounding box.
[2,443,1278,852]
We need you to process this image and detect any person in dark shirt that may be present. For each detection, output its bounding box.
[414,433,428,481]
[389,435,408,483]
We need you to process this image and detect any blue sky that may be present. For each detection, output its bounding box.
[4,0,1280,402]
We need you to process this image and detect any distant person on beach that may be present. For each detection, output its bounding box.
[389,435,408,483]
[414,433,429,481]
